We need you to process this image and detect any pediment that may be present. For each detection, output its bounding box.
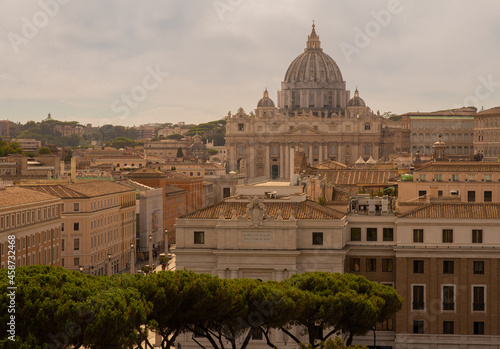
[284,126,323,135]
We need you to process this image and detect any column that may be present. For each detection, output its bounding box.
[280,144,284,179]
[230,269,238,279]
[308,144,313,166]
[248,144,255,178]
[284,144,289,180]
[265,145,270,179]
[319,143,323,163]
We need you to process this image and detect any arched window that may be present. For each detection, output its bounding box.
[412,133,417,142]
[364,145,370,155]
[457,133,462,141]
[330,145,336,154]
[464,133,469,141]
[425,133,431,142]
[457,146,462,155]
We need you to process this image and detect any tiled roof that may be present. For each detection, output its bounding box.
[320,170,399,185]
[164,185,187,195]
[477,106,500,115]
[24,181,133,198]
[182,200,345,220]
[402,107,477,117]
[415,162,500,172]
[0,186,60,209]
[399,202,500,219]
[315,160,349,170]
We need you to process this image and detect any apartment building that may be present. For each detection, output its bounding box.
[398,162,500,203]
[23,181,136,275]
[0,186,63,269]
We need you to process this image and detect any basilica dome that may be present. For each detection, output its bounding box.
[257,89,275,108]
[347,89,366,107]
[283,24,343,84]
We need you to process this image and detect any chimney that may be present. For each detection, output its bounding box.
[71,157,76,183]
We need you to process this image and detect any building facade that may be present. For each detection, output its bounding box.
[0,186,63,269]
[225,25,402,180]
[174,191,500,348]
[23,181,136,275]
[402,108,476,159]
[474,106,500,161]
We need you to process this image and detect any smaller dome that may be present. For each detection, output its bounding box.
[347,88,366,107]
[257,89,275,108]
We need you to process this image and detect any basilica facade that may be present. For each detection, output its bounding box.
[225,24,401,180]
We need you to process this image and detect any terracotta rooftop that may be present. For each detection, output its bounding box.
[0,186,60,209]
[415,162,500,172]
[314,160,349,170]
[24,181,134,198]
[477,106,500,115]
[165,185,187,195]
[402,107,477,117]
[182,200,345,220]
[319,170,399,185]
[399,202,500,219]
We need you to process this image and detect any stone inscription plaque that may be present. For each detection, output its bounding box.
[241,231,272,243]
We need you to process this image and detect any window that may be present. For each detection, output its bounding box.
[383,228,393,241]
[382,258,393,272]
[364,123,371,130]
[473,322,484,335]
[366,228,377,241]
[484,191,492,202]
[312,232,323,245]
[238,123,244,131]
[442,229,453,243]
[251,328,263,340]
[74,238,80,251]
[413,320,424,334]
[413,260,424,274]
[74,222,80,231]
[61,239,65,252]
[61,223,64,232]
[467,191,476,202]
[350,228,361,241]
[473,261,484,274]
[350,258,360,272]
[484,174,492,182]
[194,231,205,244]
[74,203,79,212]
[473,286,485,311]
[381,318,393,331]
[443,321,454,334]
[366,258,376,272]
[413,229,423,243]
[412,286,424,310]
[451,174,459,181]
[73,257,80,267]
[443,260,454,274]
[442,286,455,311]
[434,174,443,182]
[418,190,426,198]
[468,174,476,181]
[472,229,483,243]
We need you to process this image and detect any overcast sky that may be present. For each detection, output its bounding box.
[1,1,500,127]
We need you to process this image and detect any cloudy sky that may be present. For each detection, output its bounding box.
[1,1,500,127]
